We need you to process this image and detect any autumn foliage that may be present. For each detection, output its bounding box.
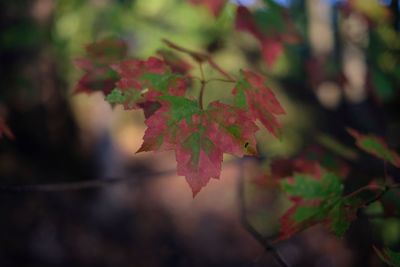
[70,0,400,264]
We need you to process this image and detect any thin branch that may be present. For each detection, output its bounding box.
[162,39,236,82]
[205,78,236,84]
[363,186,389,206]
[0,170,175,193]
[344,181,400,207]
[206,58,236,82]
[198,63,206,110]
[343,184,382,200]
[0,158,246,194]
[237,160,290,267]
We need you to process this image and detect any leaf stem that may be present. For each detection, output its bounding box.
[237,160,290,267]
[199,63,206,110]
[162,38,236,82]
[0,158,244,194]
[344,182,400,206]
[205,78,236,84]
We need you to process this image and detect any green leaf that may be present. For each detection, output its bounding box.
[279,171,356,240]
[347,128,400,168]
[159,95,201,125]
[281,173,343,199]
[105,88,127,104]
[140,72,179,93]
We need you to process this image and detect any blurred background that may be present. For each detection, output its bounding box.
[0,0,399,266]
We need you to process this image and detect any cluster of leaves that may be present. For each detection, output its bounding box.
[75,37,285,196]
[274,129,400,264]
[73,1,400,265]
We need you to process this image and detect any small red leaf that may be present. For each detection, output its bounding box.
[74,38,128,95]
[110,57,188,110]
[235,6,285,67]
[261,38,283,68]
[235,6,263,41]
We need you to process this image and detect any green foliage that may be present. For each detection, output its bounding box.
[279,172,356,240]
[68,1,400,261]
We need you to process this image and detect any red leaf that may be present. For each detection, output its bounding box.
[189,0,227,17]
[235,6,263,41]
[138,96,258,195]
[235,6,285,67]
[74,38,128,95]
[261,38,283,68]
[233,70,285,137]
[109,57,188,110]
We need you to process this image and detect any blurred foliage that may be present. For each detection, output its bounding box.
[1,0,400,266]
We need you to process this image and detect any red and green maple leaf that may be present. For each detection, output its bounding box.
[347,128,400,168]
[138,95,258,195]
[233,70,285,137]
[279,172,357,240]
[75,37,128,94]
[105,57,188,111]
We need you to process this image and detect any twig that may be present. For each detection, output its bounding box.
[344,181,400,208]
[237,159,290,267]
[0,170,174,193]
[205,78,236,84]
[0,158,245,194]
[198,62,206,109]
[162,39,236,82]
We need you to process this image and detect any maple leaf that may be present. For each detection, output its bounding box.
[138,96,258,195]
[189,0,227,17]
[106,57,188,110]
[374,247,400,267]
[235,6,287,67]
[233,70,285,137]
[75,38,128,95]
[347,128,400,168]
[279,172,357,240]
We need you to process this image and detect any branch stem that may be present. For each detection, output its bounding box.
[344,182,400,206]
[199,63,206,109]
[237,160,290,267]
[162,38,236,82]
